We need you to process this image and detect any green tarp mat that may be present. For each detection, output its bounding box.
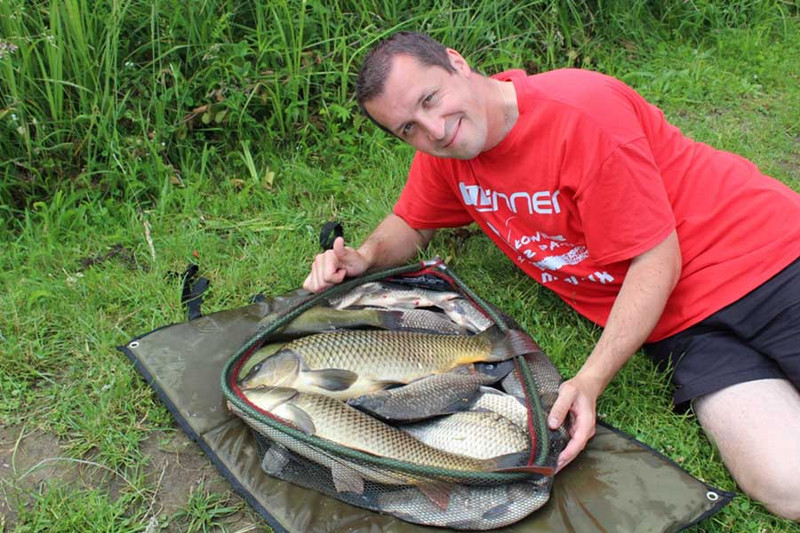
[120,282,732,532]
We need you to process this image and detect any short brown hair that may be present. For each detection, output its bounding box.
[355,32,456,131]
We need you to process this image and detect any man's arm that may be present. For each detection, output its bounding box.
[303,214,435,292]
[548,229,682,471]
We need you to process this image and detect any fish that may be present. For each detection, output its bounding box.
[259,433,406,494]
[466,359,517,384]
[399,410,530,460]
[239,341,287,378]
[242,387,530,507]
[392,308,468,335]
[500,368,526,399]
[273,306,406,337]
[468,386,530,430]
[238,326,538,400]
[346,373,485,422]
[328,281,493,333]
[328,281,460,310]
[501,366,559,410]
[443,298,494,333]
[377,480,551,530]
[262,305,466,340]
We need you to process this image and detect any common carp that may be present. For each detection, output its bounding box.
[239,326,538,400]
[400,410,530,460]
[347,373,485,421]
[377,480,551,530]
[274,306,405,337]
[242,387,529,506]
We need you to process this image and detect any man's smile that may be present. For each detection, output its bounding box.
[442,117,462,149]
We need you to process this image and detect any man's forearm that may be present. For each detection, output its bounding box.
[357,213,435,269]
[576,230,682,397]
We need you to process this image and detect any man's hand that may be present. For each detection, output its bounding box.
[548,376,599,472]
[303,237,370,293]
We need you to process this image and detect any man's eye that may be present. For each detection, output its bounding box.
[401,123,413,136]
[423,92,436,104]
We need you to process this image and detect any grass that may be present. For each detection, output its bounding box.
[1,0,800,531]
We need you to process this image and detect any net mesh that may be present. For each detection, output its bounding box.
[224,267,567,529]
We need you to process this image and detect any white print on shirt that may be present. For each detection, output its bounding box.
[532,246,589,271]
[538,269,615,285]
[460,180,614,289]
[509,230,614,287]
[459,183,561,215]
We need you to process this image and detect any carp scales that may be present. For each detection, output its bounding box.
[242,386,528,476]
[328,282,493,332]
[239,326,538,400]
[468,386,530,430]
[392,308,468,335]
[268,305,468,338]
[273,306,406,337]
[259,435,413,494]
[400,410,530,460]
[378,480,551,530]
[347,373,485,421]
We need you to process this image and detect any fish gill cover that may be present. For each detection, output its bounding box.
[222,262,567,529]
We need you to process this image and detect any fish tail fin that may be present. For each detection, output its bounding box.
[488,450,556,476]
[484,450,530,471]
[481,327,542,361]
[494,464,556,477]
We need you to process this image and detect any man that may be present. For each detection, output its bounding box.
[303,32,800,520]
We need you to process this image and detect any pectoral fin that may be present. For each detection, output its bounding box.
[273,403,317,434]
[302,368,359,391]
[330,461,366,494]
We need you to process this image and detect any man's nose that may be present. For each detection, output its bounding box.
[421,115,446,141]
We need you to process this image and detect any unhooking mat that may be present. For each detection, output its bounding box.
[120,261,733,532]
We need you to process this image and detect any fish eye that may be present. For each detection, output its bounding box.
[244,362,262,379]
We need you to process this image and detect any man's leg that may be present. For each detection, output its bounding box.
[693,378,800,521]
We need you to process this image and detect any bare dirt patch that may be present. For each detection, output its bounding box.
[0,425,265,531]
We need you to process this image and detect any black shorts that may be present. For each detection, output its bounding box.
[644,256,800,409]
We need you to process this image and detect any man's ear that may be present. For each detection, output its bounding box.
[446,48,471,74]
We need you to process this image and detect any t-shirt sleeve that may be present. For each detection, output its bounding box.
[576,137,676,265]
[393,152,473,229]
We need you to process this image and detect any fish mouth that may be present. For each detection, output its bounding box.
[442,118,462,149]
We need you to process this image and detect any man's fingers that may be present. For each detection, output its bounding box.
[557,438,583,471]
[548,383,576,429]
[556,418,595,471]
[332,236,347,259]
[303,248,348,293]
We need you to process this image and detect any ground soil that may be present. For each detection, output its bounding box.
[0,424,266,532]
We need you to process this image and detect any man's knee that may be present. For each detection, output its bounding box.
[735,465,800,521]
[693,380,800,522]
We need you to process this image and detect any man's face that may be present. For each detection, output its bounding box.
[364,51,489,160]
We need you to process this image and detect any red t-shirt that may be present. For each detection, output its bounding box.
[394,68,800,341]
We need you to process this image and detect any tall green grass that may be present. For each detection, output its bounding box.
[10,0,796,219]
